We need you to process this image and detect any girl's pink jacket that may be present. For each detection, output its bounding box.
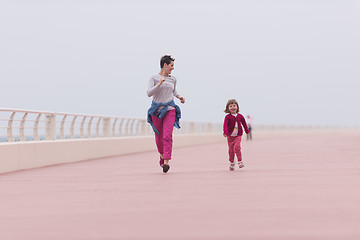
[223,113,250,137]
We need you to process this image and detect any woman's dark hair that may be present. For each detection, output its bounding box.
[224,99,240,113]
[160,55,175,68]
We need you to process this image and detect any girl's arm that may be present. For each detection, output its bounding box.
[240,115,250,134]
[223,115,229,137]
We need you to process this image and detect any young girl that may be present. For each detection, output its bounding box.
[223,99,249,171]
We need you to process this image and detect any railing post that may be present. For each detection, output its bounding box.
[60,115,67,139]
[112,119,118,137]
[103,117,111,137]
[7,112,16,142]
[124,119,130,136]
[141,120,146,136]
[80,116,87,138]
[20,113,28,141]
[96,117,101,137]
[70,116,77,139]
[46,114,56,140]
[87,117,94,138]
[34,113,42,141]
[118,119,124,136]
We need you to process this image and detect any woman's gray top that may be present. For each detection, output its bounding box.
[147,74,179,111]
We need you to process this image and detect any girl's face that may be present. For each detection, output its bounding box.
[228,103,238,114]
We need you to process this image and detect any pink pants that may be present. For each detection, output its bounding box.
[151,109,176,160]
[227,135,242,163]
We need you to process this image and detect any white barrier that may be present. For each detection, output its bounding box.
[0,108,223,174]
[0,133,224,174]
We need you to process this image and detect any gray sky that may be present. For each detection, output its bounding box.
[1,0,359,127]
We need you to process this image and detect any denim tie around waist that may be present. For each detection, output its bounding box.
[147,100,181,134]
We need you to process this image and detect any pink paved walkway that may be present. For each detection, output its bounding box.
[1,130,360,240]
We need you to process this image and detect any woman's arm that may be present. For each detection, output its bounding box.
[147,77,165,97]
[176,94,186,104]
[172,77,185,104]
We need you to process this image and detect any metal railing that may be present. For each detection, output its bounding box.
[251,125,356,130]
[0,108,222,143]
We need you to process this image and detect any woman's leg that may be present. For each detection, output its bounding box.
[151,115,164,156]
[162,110,176,162]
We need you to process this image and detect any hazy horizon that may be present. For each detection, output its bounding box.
[1,0,359,127]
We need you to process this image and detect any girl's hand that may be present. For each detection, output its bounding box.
[223,133,227,137]
[158,77,166,87]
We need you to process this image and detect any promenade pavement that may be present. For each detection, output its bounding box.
[0,130,359,240]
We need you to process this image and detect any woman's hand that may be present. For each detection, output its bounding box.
[177,95,185,104]
[157,77,166,87]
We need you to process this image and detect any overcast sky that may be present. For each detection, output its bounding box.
[1,0,359,127]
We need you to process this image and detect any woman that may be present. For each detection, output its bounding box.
[147,55,185,173]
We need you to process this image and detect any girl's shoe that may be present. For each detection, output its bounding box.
[238,161,244,168]
[229,162,235,171]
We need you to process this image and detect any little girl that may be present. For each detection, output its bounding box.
[223,99,249,171]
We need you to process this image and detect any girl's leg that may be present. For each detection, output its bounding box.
[234,136,242,162]
[151,115,164,156]
[162,110,176,161]
[227,136,235,163]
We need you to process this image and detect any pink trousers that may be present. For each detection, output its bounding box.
[151,109,176,160]
[227,135,242,163]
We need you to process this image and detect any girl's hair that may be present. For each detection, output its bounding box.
[224,99,239,113]
[160,55,175,68]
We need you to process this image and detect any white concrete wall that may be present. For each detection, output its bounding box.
[0,133,224,174]
[3,128,353,174]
